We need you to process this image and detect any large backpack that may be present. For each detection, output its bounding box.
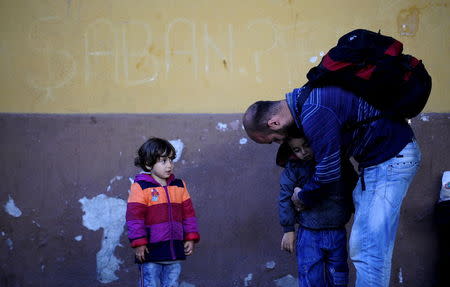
[306,29,432,119]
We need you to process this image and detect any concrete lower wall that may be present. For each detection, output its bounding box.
[0,113,448,287]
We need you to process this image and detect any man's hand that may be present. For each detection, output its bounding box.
[281,232,295,253]
[134,245,149,262]
[184,240,194,256]
[291,187,305,211]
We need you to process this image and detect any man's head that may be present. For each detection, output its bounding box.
[242,100,296,144]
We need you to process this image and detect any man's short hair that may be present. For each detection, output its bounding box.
[243,100,280,133]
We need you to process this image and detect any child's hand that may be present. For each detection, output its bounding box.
[134,245,149,262]
[184,240,194,256]
[291,187,305,211]
[281,232,295,253]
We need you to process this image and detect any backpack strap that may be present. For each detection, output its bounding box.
[342,114,384,131]
[293,83,314,136]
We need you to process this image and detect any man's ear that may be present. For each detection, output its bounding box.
[267,116,282,130]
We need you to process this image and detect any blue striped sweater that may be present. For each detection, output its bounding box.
[286,85,414,206]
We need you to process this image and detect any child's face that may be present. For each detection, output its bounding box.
[150,154,174,180]
[288,138,314,161]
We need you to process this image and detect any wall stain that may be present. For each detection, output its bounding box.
[147,45,162,57]
[222,59,228,70]
[397,6,420,36]
[136,57,145,69]
[203,77,210,88]
[397,3,448,37]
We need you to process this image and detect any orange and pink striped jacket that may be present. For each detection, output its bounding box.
[126,173,200,262]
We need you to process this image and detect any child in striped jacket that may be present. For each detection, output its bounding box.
[126,137,200,287]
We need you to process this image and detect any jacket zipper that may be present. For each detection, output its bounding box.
[163,185,176,260]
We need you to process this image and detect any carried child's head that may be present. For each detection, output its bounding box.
[287,137,314,161]
[134,138,176,178]
[276,136,314,167]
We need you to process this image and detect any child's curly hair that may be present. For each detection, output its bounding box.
[134,137,176,172]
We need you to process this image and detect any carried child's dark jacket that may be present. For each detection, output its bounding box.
[278,145,358,231]
[126,173,200,263]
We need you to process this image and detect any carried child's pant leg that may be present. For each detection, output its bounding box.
[297,228,349,287]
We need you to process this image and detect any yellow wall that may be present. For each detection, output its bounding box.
[1,0,448,113]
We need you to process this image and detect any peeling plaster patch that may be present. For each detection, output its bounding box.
[420,115,430,122]
[229,120,240,130]
[398,267,403,284]
[4,195,22,217]
[109,176,123,184]
[274,274,298,287]
[309,56,318,63]
[320,51,325,56]
[239,138,248,145]
[244,273,253,286]
[169,139,184,162]
[6,238,13,250]
[74,235,83,241]
[79,194,126,283]
[107,176,124,192]
[265,261,276,269]
[180,282,196,287]
[32,220,41,227]
[216,122,228,132]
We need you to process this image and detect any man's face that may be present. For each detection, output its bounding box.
[249,130,287,144]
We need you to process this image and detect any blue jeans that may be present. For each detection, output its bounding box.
[349,141,421,287]
[139,262,181,287]
[296,227,349,287]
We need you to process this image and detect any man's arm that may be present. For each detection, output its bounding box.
[297,103,343,206]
